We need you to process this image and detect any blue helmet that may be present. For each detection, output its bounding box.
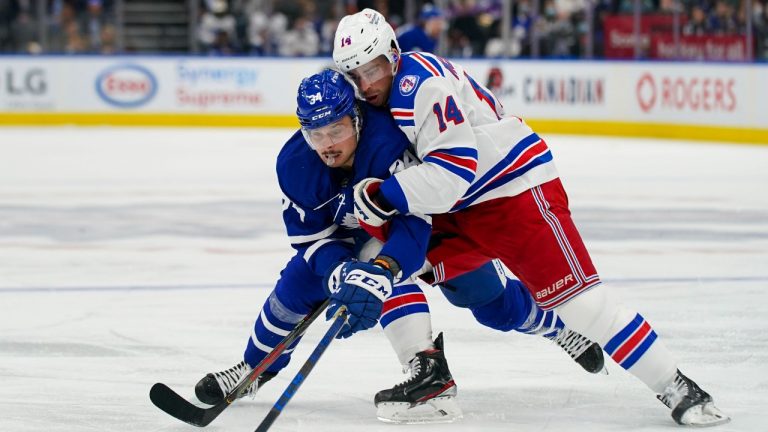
[296,69,358,130]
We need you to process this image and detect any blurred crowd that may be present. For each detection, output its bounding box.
[0,0,117,54]
[1,0,767,59]
[198,0,768,59]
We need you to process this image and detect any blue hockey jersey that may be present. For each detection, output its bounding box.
[276,104,430,280]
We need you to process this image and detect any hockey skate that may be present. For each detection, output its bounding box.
[195,360,276,405]
[657,370,730,427]
[374,333,462,424]
[551,328,606,374]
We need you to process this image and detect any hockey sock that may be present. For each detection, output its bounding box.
[243,291,306,374]
[463,276,565,336]
[556,286,678,393]
[380,283,433,366]
[517,302,565,339]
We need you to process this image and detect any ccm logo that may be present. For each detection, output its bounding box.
[347,273,391,297]
[311,111,331,121]
[95,64,157,108]
[535,274,574,299]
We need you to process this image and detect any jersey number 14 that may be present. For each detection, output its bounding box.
[432,95,465,133]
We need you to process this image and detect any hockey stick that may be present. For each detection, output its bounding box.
[149,298,331,427]
[254,306,348,432]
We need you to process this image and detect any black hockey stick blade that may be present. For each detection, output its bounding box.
[254,306,348,432]
[150,382,226,427]
[149,298,331,427]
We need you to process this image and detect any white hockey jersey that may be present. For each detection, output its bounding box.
[377,52,560,215]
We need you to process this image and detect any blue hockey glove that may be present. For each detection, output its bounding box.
[323,260,393,339]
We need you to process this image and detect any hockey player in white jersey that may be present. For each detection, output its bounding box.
[193,69,604,424]
[331,8,729,427]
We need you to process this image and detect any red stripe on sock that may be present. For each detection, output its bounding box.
[612,321,651,364]
[381,293,427,315]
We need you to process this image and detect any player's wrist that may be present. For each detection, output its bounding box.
[373,255,400,280]
[370,187,395,213]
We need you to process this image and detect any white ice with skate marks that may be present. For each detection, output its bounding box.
[0,127,766,432]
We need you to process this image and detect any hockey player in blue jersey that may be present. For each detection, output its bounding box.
[330,8,729,427]
[194,69,603,424]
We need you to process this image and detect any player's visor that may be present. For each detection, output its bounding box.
[348,59,391,87]
[302,117,356,150]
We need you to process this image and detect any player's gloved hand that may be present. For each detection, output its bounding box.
[323,260,394,339]
[353,178,398,234]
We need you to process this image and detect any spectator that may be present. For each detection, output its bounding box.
[99,23,116,54]
[209,29,236,55]
[80,0,109,53]
[10,2,39,54]
[754,0,768,59]
[448,0,489,56]
[278,15,319,56]
[709,0,739,34]
[317,8,340,56]
[247,8,270,54]
[265,11,288,54]
[199,0,237,53]
[397,3,445,53]
[658,0,678,14]
[538,0,578,57]
[556,0,588,16]
[485,18,524,57]
[683,4,712,35]
[0,0,19,52]
[446,26,473,57]
[63,20,86,53]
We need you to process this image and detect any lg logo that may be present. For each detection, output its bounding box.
[3,68,47,95]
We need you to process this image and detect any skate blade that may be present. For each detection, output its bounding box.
[376,396,463,424]
[679,402,731,427]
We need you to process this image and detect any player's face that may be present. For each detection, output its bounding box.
[347,56,393,107]
[305,115,358,169]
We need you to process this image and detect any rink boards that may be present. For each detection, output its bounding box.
[1,56,766,144]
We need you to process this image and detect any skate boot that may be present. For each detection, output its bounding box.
[195,360,276,405]
[550,328,606,374]
[374,333,462,424]
[657,369,730,427]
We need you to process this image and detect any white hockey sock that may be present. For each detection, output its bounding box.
[382,312,434,367]
[556,286,678,393]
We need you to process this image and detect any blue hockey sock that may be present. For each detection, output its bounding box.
[243,292,306,374]
[517,305,566,339]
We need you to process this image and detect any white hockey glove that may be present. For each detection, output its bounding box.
[323,260,393,338]
[353,178,398,230]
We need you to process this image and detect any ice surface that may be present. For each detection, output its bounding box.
[1,127,766,432]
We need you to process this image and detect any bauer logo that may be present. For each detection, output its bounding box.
[95,64,157,108]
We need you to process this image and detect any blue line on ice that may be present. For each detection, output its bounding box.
[0,276,766,293]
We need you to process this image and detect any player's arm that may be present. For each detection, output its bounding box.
[361,212,432,282]
[378,79,478,215]
[281,193,354,276]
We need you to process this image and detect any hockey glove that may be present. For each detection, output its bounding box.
[353,178,398,235]
[323,260,394,339]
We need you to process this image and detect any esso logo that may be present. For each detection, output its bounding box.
[95,64,157,108]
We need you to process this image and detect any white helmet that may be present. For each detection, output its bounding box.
[333,8,400,73]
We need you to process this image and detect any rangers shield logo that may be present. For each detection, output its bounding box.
[399,75,419,96]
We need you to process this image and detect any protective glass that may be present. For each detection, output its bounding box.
[302,117,357,150]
